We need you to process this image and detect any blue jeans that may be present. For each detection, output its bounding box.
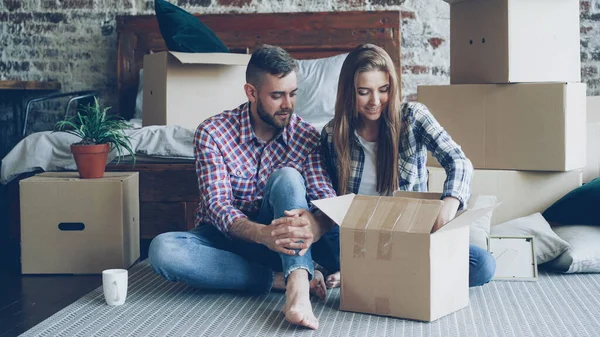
[149,167,340,294]
[469,244,496,287]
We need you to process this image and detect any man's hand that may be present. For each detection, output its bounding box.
[257,222,312,255]
[231,218,309,256]
[270,209,322,256]
[431,197,460,233]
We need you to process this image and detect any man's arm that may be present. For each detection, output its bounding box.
[194,125,247,235]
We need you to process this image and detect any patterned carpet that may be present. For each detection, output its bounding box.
[21,260,600,337]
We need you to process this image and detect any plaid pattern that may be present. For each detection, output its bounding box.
[194,102,336,234]
[321,102,473,207]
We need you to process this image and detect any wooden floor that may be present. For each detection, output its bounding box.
[0,271,101,337]
[0,242,151,337]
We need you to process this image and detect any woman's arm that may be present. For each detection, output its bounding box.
[320,122,339,193]
[410,102,474,210]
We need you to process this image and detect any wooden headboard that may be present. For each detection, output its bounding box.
[116,10,401,120]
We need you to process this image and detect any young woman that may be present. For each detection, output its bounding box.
[321,44,495,288]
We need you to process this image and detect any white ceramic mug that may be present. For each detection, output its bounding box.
[102,269,128,306]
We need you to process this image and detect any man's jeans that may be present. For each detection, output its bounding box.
[149,167,494,292]
[149,167,340,294]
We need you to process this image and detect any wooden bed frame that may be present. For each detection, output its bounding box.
[109,10,402,241]
[6,11,402,267]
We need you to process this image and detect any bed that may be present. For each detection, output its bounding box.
[3,10,402,262]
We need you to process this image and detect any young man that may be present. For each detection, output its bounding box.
[149,45,340,330]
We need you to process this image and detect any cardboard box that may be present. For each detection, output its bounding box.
[143,51,251,131]
[312,192,495,322]
[589,96,600,124]
[419,83,587,171]
[20,172,140,274]
[428,167,582,225]
[585,123,600,183]
[445,0,580,84]
[586,97,600,182]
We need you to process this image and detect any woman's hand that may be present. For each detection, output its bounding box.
[432,196,460,233]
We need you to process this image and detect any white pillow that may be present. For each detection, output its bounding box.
[491,213,570,264]
[295,53,348,131]
[545,225,600,273]
[467,195,496,250]
[135,69,143,119]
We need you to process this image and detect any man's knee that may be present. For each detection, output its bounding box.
[271,167,304,184]
[469,245,496,287]
[267,167,306,194]
[148,232,181,272]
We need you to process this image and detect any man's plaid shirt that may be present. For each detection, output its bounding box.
[321,102,473,207]
[194,102,337,234]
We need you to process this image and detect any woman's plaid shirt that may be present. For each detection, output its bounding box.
[321,102,473,207]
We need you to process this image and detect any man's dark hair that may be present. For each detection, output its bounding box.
[246,44,297,88]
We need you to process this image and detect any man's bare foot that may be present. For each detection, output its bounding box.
[326,271,340,288]
[273,270,326,299]
[284,269,319,330]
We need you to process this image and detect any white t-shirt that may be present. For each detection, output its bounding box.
[356,133,380,196]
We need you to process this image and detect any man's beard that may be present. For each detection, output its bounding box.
[256,98,293,129]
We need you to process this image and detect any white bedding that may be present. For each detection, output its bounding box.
[0,125,195,185]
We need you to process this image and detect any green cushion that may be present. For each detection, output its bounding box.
[543,177,600,225]
[155,0,229,53]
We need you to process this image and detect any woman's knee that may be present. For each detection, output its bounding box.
[469,245,496,287]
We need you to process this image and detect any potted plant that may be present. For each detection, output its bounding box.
[54,98,135,179]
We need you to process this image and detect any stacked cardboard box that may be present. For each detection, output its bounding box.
[419,0,585,225]
[585,96,600,182]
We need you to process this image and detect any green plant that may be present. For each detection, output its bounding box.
[54,98,136,164]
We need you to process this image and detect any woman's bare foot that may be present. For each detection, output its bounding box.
[310,270,327,300]
[326,271,340,288]
[283,269,319,330]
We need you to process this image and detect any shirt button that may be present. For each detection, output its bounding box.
[237,170,242,176]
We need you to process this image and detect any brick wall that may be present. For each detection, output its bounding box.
[0,0,599,157]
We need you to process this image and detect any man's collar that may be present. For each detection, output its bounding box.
[239,102,255,145]
[240,102,290,146]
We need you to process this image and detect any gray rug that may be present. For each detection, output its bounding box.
[21,260,600,337]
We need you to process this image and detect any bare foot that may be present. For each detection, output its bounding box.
[284,269,319,330]
[273,270,326,299]
[326,271,340,288]
[310,270,327,300]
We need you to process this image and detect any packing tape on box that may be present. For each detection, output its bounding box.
[354,229,367,258]
[351,196,401,260]
[375,297,391,316]
[376,198,402,261]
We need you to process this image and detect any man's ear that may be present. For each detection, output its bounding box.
[244,83,258,103]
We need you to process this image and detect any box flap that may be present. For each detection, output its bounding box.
[311,194,356,225]
[168,52,250,66]
[313,194,442,233]
[437,203,499,234]
[393,190,441,200]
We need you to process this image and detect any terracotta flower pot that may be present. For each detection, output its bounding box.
[70,143,110,179]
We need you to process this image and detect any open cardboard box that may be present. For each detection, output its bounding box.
[143,51,250,131]
[312,191,497,322]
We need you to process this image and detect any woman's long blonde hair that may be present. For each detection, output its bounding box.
[333,44,401,196]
